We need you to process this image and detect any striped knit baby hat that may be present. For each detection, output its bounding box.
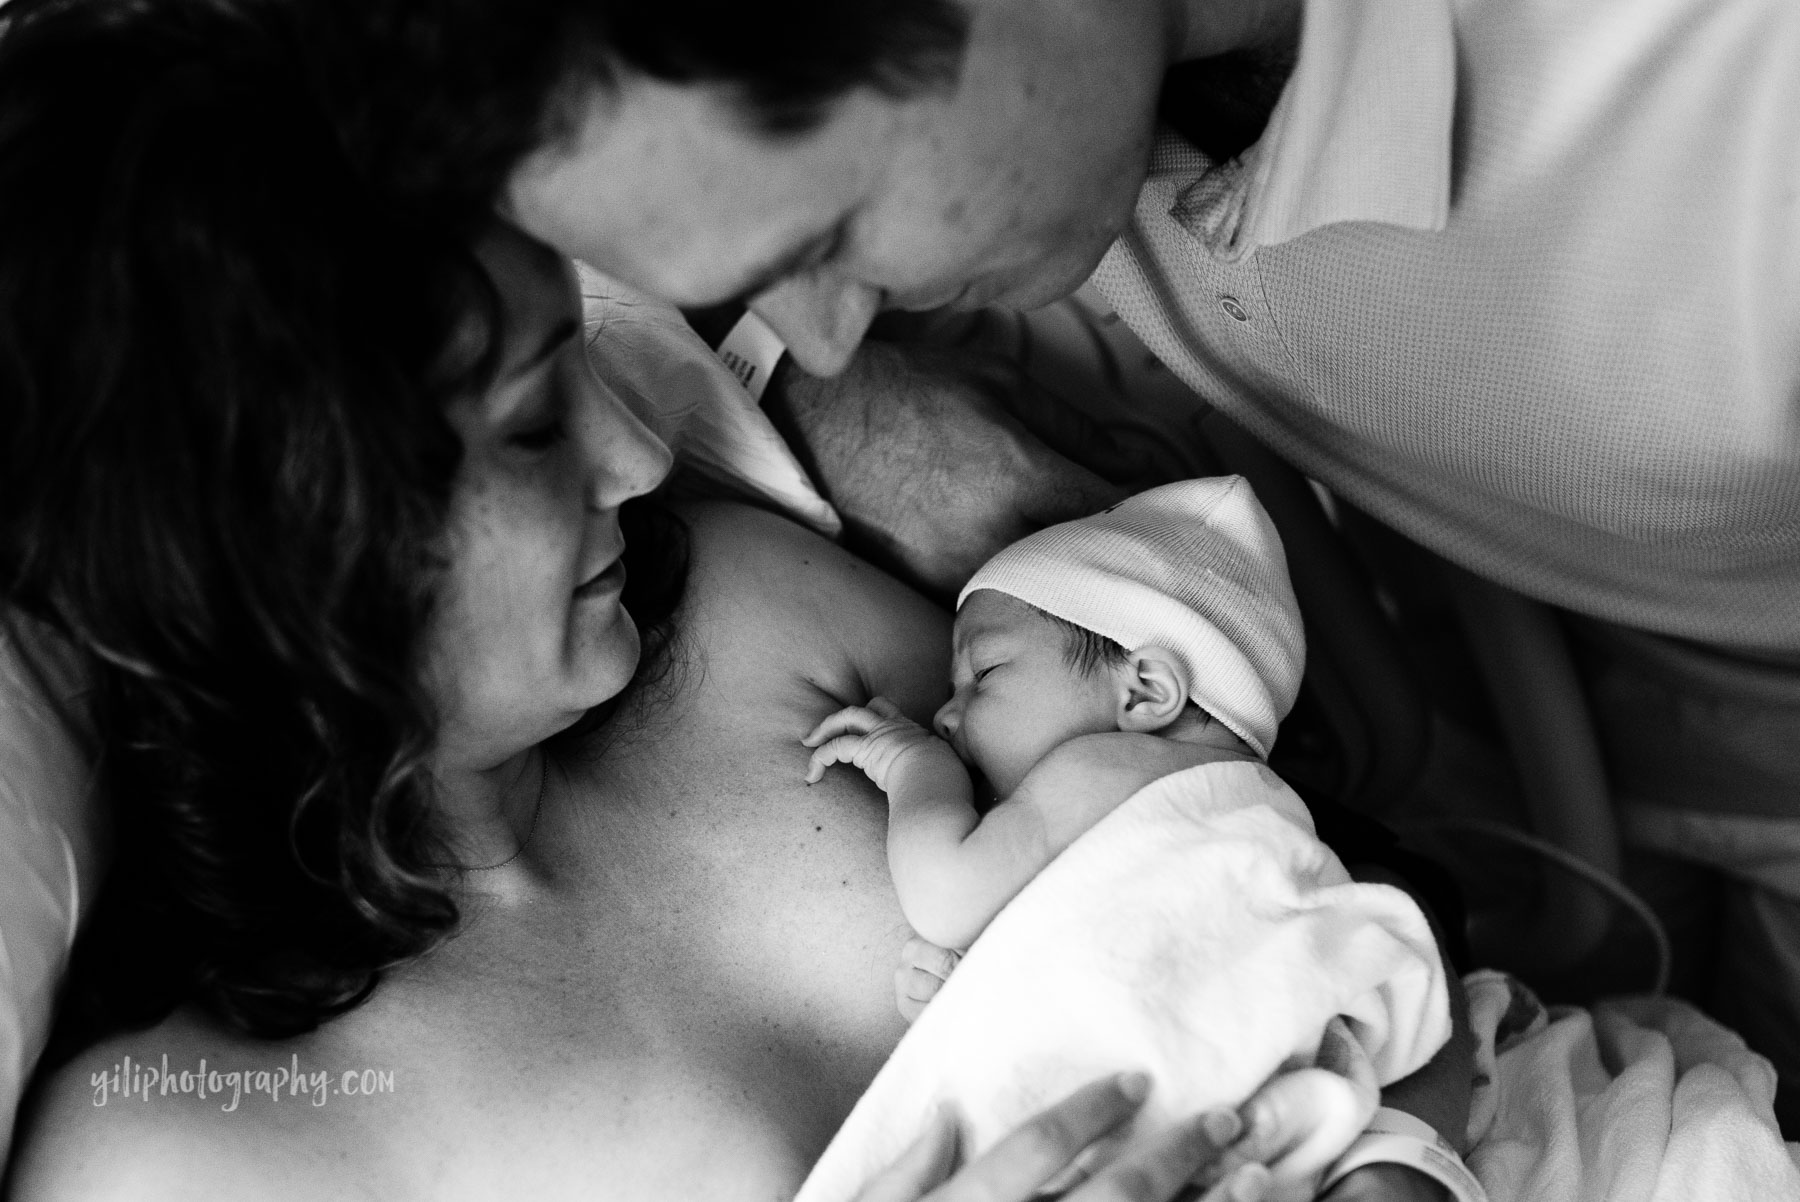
[957,477,1304,758]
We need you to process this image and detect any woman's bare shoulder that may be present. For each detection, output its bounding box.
[9,1013,373,1202]
[674,501,951,721]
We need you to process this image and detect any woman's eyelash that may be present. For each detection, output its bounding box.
[509,419,567,451]
[974,665,996,682]
[509,368,571,452]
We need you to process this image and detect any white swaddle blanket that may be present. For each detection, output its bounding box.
[796,760,1451,1202]
[1460,971,1800,1202]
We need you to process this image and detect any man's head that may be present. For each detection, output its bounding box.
[326,0,1184,375]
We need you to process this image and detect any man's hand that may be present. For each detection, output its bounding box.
[803,696,960,794]
[767,340,1126,598]
[894,934,961,1023]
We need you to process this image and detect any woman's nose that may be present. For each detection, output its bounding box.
[579,362,673,511]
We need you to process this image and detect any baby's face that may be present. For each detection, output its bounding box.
[934,591,1120,799]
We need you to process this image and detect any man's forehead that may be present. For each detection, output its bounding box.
[506,76,882,304]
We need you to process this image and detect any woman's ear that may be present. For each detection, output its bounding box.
[1114,647,1191,733]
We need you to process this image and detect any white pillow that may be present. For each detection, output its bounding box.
[0,614,100,1167]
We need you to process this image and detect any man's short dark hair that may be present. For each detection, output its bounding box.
[314,0,970,229]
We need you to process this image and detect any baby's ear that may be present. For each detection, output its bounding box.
[1115,646,1191,733]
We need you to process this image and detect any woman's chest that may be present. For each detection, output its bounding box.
[330,750,912,1199]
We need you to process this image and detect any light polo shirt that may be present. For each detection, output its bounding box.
[1092,0,1800,653]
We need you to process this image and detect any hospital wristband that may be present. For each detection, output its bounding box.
[714,309,786,404]
[1319,1107,1487,1202]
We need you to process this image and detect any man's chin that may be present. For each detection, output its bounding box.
[992,247,1116,312]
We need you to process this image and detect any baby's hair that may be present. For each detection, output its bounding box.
[1033,610,1131,677]
[1030,606,1233,737]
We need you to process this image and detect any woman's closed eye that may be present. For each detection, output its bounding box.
[506,370,571,452]
[508,416,567,452]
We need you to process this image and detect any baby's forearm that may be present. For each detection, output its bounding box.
[885,752,1046,951]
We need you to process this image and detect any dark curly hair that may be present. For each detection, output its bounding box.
[0,0,685,1046]
[304,0,969,231]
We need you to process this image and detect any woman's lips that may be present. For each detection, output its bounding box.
[573,558,626,600]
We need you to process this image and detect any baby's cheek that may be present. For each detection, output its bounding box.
[968,731,1035,800]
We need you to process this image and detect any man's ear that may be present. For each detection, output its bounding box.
[1115,647,1191,733]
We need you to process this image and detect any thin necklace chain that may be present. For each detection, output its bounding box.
[464,755,547,872]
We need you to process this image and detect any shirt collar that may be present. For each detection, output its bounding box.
[1162,0,1456,259]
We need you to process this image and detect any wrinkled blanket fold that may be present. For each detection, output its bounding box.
[1463,970,1800,1201]
[795,761,1450,1202]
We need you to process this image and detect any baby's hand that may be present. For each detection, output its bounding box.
[894,934,961,1023]
[802,696,951,793]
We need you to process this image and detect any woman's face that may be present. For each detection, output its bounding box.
[424,226,673,774]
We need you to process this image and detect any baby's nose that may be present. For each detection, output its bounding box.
[933,696,960,741]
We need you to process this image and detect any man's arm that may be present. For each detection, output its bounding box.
[766,341,1126,598]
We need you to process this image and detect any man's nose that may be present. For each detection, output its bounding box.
[749,273,881,377]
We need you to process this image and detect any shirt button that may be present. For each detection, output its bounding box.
[1220,296,1251,322]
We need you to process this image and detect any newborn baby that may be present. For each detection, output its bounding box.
[805,476,1300,960]
[798,478,1452,1202]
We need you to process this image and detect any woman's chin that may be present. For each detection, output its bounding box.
[568,611,643,706]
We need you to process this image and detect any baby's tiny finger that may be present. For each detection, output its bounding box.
[901,936,962,981]
[803,706,879,747]
[815,736,873,779]
[898,965,946,1004]
[807,740,855,781]
[867,695,903,718]
[894,967,933,1023]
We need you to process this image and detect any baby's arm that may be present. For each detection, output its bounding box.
[803,698,1062,950]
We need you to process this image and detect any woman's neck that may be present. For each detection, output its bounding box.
[431,746,552,892]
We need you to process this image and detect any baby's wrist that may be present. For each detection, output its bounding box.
[886,735,972,796]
